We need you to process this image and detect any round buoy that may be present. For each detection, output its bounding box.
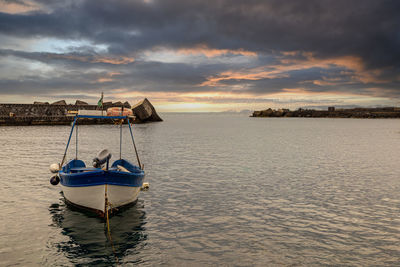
[141,182,150,191]
[50,175,60,185]
[50,163,60,173]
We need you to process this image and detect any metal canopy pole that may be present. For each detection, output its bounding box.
[120,106,124,159]
[75,122,78,159]
[61,116,77,167]
[119,121,122,159]
[127,118,142,169]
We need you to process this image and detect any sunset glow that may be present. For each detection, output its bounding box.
[0,0,399,111]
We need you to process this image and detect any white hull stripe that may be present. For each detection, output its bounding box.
[61,184,141,212]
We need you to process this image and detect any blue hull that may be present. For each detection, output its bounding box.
[59,159,145,188]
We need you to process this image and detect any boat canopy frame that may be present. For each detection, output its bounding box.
[60,115,142,170]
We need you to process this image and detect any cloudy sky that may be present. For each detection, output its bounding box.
[0,0,399,112]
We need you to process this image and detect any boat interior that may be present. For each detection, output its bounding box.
[62,158,141,174]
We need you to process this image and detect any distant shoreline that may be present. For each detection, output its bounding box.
[251,107,400,119]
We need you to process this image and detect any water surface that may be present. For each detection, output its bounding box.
[0,114,400,266]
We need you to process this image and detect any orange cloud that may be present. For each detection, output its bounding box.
[0,0,41,14]
[92,56,135,64]
[178,44,257,58]
[201,51,393,88]
[278,88,359,97]
[47,54,134,65]
[201,68,290,87]
[95,72,122,83]
[310,76,346,86]
[280,52,390,84]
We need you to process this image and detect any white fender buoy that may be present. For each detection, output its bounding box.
[50,163,60,173]
[141,182,150,191]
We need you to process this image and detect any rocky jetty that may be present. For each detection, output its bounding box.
[75,100,88,105]
[103,101,113,108]
[51,100,67,105]
[102,101,131,109]
[123,101,131,108]
[132,98,163,122]
[252,107,400,118]
[0,98,162,126]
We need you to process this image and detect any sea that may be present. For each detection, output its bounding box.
[0,113,400,266]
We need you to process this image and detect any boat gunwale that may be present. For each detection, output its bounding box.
[59,167,144,187]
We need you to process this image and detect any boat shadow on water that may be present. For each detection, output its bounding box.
[48,195,148,265]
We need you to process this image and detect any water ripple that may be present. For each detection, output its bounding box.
[1,116,400,266]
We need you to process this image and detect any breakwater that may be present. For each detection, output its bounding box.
[0,115,132,126]
[0,99,162,126]
[252,107,400,118]
[0,103,97,116]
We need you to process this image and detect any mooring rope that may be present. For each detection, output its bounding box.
[104,184,119,265]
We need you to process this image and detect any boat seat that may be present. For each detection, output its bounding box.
[111,159,137,172]
[100,166,129,172]
[63,159,86,173]
[117,165,131,172]
[70,167,100,173]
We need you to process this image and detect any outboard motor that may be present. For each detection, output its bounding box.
[93,149,112,169]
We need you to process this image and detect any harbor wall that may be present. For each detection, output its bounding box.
[0,99,162,126]
[0,103,98,117]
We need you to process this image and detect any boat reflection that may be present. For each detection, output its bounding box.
[49,197,147,265]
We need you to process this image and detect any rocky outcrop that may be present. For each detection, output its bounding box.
[75,100,88,105]
[112,101,123,107]
[102,101,113,109]
[123,101,131,108]
[132,98,163,122]
[51,100,67,105]
[34,101,49,105]
[101,101,131,109]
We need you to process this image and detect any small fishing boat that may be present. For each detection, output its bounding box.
[50,115,145,217]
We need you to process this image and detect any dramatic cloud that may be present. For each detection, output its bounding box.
[0,0,399,111]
